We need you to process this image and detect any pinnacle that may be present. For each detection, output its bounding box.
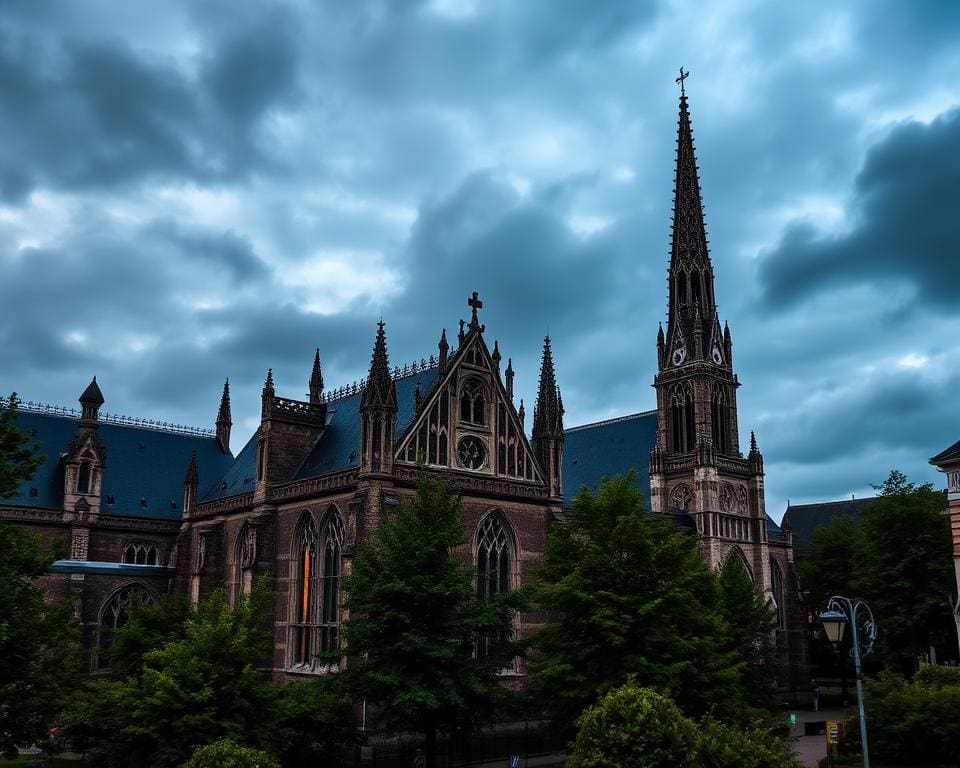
[79,376,105,406]
[217,378,232,425]
[309,348,324,402]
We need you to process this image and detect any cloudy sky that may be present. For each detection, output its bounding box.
[2,0,959,520]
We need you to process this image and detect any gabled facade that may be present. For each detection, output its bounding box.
[176,297,558,677]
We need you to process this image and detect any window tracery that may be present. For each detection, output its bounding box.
[669,383,694,453]
[475,514,512,657]
[97,585,154,670]
[290,509,344,671]
[122,542,159,565]
[460,378,486,425]
[669,483,694,513]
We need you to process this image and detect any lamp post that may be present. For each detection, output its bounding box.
[818,596,877,768]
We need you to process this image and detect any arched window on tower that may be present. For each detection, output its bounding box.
[670,384,695,453]
[770,557,785,630]
[711,384,729,453]
[691,268,702,307]
[676,270,688,306]
[460,379,486,425]
[96,585,154,670]
[77,461,91,494]
[476,514,513,657]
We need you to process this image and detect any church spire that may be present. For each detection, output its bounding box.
[361,321,396,409]
[664,71,720,368]
[216,379,232,453]
[309,348,323,404]
[532,337,564,500]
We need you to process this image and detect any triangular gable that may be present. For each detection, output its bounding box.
[396,330,544,484]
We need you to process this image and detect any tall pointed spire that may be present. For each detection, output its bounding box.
[309,348,323,404]
[360,320,397,475]
[533,337,562,439]
[532,336,563,500]
[664,70,721,369]
[216,379,232,453]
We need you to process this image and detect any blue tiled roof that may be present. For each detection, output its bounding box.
[295,368,439,479]
[563,411,659,506]
[201,427,260,501]
[203,368,441,499]
[9,411,233,520]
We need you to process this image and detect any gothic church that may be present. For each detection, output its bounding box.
[2,89,807,689]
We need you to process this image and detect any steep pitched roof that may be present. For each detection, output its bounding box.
[8,411,233,519]
[930,438,960,466]
[563,411,659,506]
[201,367,440,501]
[781,497,875,549]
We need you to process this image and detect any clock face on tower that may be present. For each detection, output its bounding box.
[457,436,486,470]
[672,346,686,366]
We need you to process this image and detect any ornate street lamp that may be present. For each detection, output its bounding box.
[818,596,877,768]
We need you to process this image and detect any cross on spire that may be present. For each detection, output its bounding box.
[467,291,485,332]
[676,66,689,97]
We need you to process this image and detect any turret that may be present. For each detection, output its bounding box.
[79,377,104,423]
[360,321,397,476]
[216,379,232,453]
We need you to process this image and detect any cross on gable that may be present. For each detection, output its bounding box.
[467,291,485,332]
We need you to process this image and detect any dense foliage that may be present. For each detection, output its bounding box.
[0,398,76,758]
[568,683,799,768]
[341,474,523,767]
[532,473,781,733]
[0,394,44,499]
[717,554,782,720]
[845,666,960,766]
[796,470,953,669]
[71,583,351,768]
[0,523,79,758]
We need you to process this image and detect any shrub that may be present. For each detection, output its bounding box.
[182,738,279,768]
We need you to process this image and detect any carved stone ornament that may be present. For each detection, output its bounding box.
[669,483,693,512]
[240,526,257,569]
[193,535,206,574]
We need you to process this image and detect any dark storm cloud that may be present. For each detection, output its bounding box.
[0,7,301,202]
[758,109,960,311]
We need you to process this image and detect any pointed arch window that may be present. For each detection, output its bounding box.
[77,461,91,494]
[97,585,154,670]
[676,270,688,306]
[711,384,729,453]
[476,514,512,657]
[670,384,695,453]
[460,379,486,425]
[122,542,159,565]
[770,557,785,629]
[727,548,753,583]
[290,509,344,670]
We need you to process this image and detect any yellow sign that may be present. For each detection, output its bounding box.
[826,720,844,745]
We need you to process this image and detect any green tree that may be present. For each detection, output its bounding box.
[0,396,77,757]
[77,581,351,768]
[531,473,739,734]
[0,394,44,499]
[0,524,80,757]
[183,738,280,768]
[341,474,522,768]
[794,514,858,613]
[853,470,953,668]
[717,556,783,722]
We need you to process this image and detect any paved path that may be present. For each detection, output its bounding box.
[791,707,846,768]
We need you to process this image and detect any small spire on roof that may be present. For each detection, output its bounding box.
[505,357,514,400]
[309,348,324,404]
[438,328,449,374]
[492,339,501,371]
[184,451,199,485]
[79,376,104,421]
